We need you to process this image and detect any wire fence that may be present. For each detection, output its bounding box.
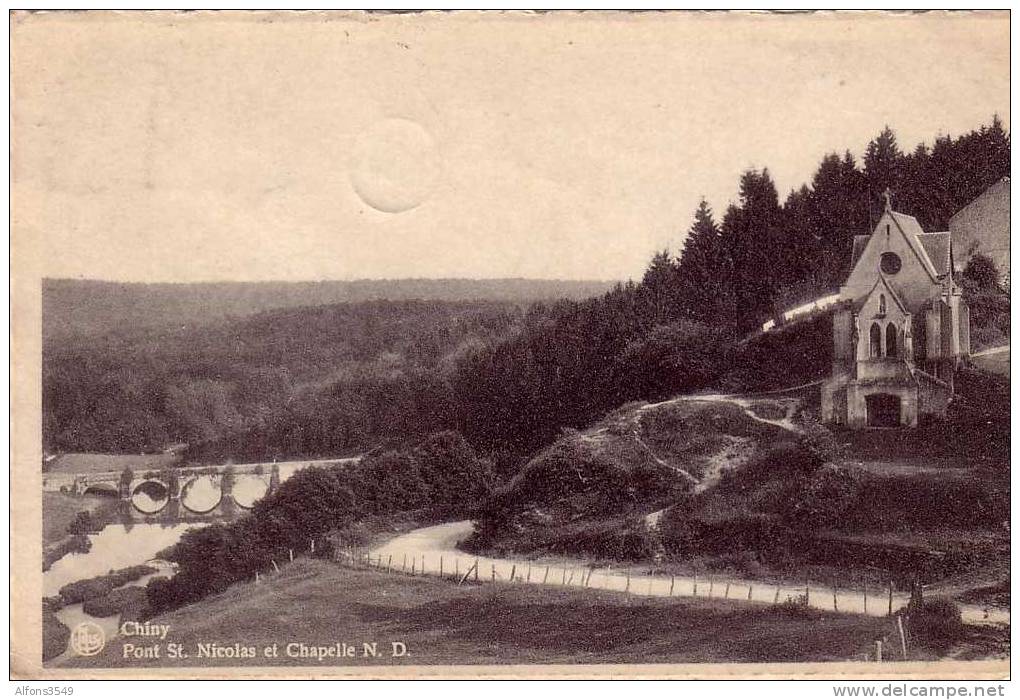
[243,537,1007,648]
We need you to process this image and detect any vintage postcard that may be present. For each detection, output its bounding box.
[10,9,1011,680]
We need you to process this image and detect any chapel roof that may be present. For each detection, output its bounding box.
[916,232,952,277]
[847,211,949,279]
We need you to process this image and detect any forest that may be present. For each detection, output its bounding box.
[43,119,1010,467]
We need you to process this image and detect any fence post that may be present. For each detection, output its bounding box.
[670,575,675,596]
[310,539,315,554]
[897,615,907,659]
[289,549,294,563]
[386,554,392,573]
[439,556,444,578]
[648,577,653,596]
[625,572,631,593]
[875,640,883,663]
[561,568,566,585]
[805,583,810,606]
[888,581,893,615]
[402,553,407,572]
[709,575,714,598]
[833,579,838,612]
[455,558,459,578]
[411,558,416,576]
[526,564,532,583]
[863,578,868,614]
[458,562,475,586]
[774,585,781,604]
[724,582,730,598]
[272,560,280,573]
[693,571,698,597]
[543,565,549,584]
[491,563,496,582]
[255,571,260,585]
[748,584,753,601]
[421,556,426,575]
[510,564,516,582]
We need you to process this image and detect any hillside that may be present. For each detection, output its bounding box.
[467,395,793,559]
[42,278,616,340]
[59,558,976,669]
[468,369,1009,601]
[43,299,523,455]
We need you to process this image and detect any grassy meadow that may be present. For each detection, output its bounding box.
[60,558,1006,669]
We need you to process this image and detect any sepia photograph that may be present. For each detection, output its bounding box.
[9,9,1011,680]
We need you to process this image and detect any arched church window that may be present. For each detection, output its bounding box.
[886,323,898,357]
[879,294,887,315]
[870,323,882,358]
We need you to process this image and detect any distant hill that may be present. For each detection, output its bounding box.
[42,278,617,340]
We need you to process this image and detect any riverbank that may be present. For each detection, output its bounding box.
[59,557,1002,669]
[43,492,122,570]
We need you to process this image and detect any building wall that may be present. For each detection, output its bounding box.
[845,381,919,428]
[949,178,1010,279]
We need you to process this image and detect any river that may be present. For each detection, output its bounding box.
[44,460,322,664]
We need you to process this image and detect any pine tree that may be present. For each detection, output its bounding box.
[719,169,783,331]
[676,199,724,323]
[864,126,903,222]
[636,250,683,326]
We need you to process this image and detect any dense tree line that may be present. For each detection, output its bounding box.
[147,431,494,612]
[43,300,522,456]
[676,118,1009,332]
[44,120,1009,464]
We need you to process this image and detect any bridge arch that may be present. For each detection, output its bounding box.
[131,479,170,514]
[82,482,119,498]
[232,474,270,509]
[180,475,222,514]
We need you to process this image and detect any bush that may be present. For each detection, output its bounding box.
[791,465,866,527]
[144,576,174,615]
[82,586,148,618]
[906,598,965,654]
[58,565,156,605]
[42,610,70,662]
[154,430,498,614]
[797,416,843,463]
[614,320,729,401]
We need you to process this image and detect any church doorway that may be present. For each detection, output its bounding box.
[865,393,901,427]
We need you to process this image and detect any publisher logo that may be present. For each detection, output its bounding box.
[70,622,106,656]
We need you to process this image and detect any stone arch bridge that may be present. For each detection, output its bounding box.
[42,457,361,523]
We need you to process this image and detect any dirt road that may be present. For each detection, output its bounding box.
[370,521,1009,627]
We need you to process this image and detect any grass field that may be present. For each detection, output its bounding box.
[59,558,1004,669]
[43,492,118,547]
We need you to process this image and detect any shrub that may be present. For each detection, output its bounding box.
[797,417,843,462]
[82,586,148,618]
[42,610,70,662]
[144,576,174,615]
[776,593,814,618]
[906,598,965,654]
[791,465,866,527]
[614,320,729,401]
[58,565,156,605]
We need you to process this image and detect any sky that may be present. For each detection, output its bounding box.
[11,11,1010,283]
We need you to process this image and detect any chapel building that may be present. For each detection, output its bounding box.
[820,192,970,428]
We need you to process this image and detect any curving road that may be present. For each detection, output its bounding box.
[371,521,1009,627]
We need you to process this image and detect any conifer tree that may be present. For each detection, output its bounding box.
[676,199,724,323]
